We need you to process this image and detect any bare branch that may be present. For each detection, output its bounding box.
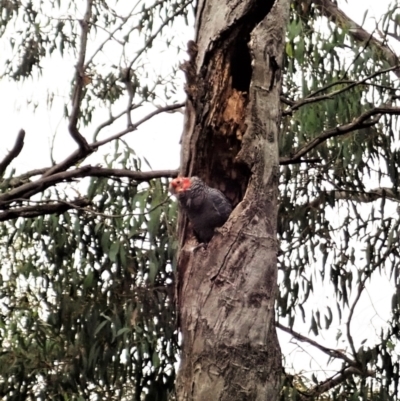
[0,129,25,177]
[0,166,178,205]
[86,167,178,180]
[280,105,400,164]
[92,103,142,141]
[276,322,356,366]
[68,0,92,153]
[279,320,376,399]
[304,367,374,399]
[43,102,184,179]
[346,280,366,361]
[4,168,49,189]
[312,0,400,78]
[84,3,139,70]
[0,198,90,222]
[94,102,185,147]
[127,0,192,71]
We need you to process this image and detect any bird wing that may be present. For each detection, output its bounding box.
[208,188,232,220]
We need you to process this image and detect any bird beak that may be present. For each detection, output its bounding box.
[169,180,179,194]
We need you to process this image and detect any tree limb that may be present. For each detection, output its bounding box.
[280,105,400,164]
[84,3,138,70]
[346,280,366,362]
[276,322,356,366]
[0,130,25,177]
[42,102,184,179]
[312,0,400,78]
[303,367,374,399]
[0,166,179,206]
[94,102,185,147]
[92,103,142,142]
[68,0,93,153]
[282,66,400,116]
[127,0,192,71]
[279,320,376,399]
[0,198,90,221]
[309,188,400,208]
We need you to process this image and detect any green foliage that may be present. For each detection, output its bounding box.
[278,1,400,400]
[1,0,400,400]
[0,147,178,400]
[0,0,189,397]
[0,0,193,123]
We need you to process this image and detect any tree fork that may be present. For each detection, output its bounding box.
[176,0,290,400]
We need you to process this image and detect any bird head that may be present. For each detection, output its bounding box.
[169,177,192,195]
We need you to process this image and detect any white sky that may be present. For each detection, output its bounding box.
[0,0,398,387]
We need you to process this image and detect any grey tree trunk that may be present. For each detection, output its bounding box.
[176,0,290,400]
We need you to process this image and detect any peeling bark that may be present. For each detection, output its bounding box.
[176,0,290,400]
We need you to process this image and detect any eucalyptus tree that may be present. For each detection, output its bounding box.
[0,1,188,400]
[0,0,400,401]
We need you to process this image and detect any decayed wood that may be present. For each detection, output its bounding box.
[176,0,290,400]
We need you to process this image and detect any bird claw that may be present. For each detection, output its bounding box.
[193,242,207,251]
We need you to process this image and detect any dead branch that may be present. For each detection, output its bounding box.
[0,130,25,177]
[280,105,400,164]
[279,320,376,399]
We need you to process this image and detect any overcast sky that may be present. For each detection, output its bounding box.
[0,0,398,381]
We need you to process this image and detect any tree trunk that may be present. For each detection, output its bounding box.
[176,0,289,400]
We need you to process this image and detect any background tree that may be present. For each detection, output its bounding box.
[0,1,188,399]
[0,0,400,401]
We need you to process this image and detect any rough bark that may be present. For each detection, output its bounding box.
[176,0,290,400]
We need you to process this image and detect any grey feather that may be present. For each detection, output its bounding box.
[176,177,232,242]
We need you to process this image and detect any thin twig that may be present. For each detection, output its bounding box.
[127,0,192,71]
[92,103,142,141]
[94,102,185,147]
[276,322,356,366]
[84,3,139,69]
[309,188,400,208]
